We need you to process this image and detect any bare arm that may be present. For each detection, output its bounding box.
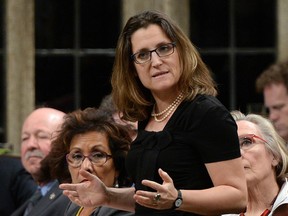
[106,187,136,212]
[179,158,247,214]
[135,158,247,215]
[59,169,135,212]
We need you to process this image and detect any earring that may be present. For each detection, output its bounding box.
[114,179,119,188]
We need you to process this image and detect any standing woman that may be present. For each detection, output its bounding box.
[60,10,247,215]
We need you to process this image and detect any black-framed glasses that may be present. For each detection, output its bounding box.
[239,134,267,151]
[131,42,176,64]
[66,150,112,168]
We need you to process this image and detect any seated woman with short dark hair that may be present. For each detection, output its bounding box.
[43,108,134,216]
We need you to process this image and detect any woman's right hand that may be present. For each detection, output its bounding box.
[59,169,108,207]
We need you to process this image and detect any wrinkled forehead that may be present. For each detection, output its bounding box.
[236,120,261,136]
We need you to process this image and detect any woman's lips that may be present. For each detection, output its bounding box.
[152,71,168,77]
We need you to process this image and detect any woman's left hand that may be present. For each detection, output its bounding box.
[134,168,178,210]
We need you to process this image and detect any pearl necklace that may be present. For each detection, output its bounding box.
[151,92,183,122]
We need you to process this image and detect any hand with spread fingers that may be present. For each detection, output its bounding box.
[60,169,108,208]
[134,169,178,210]
[60,169,136,213]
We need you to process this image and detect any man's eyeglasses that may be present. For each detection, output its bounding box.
[239,134,267,151]
[131,42,176,64]
[66,150,112,168]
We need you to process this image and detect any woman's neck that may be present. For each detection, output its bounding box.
[245,177,279,215]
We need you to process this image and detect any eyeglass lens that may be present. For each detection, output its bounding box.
[239,134,266,150]
[132,42,175,64]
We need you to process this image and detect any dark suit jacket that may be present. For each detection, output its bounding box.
[11,180,70,216]
[0,155,37,216]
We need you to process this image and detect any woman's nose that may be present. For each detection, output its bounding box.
[151,51,163,67]
[80,157,93,172]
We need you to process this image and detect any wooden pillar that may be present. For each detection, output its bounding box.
[277,0,288,61]
[5,0,35,155]
[122,0,190,36]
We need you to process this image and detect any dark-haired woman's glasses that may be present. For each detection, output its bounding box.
[131,42,176,64]
[66,150,112,167]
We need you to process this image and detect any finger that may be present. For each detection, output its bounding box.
[134,193,159,209]
[135,190,162,205]
[141,169,173,191]
[158,168,173,183]
[141,179,161,192]
[59,183,77,191]
[62,190,79,197]
[135,189,155,199]
[79,169,99,181]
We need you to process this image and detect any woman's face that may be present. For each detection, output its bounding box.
[68,131,118,187]
[236,120,277,187]
[131,24,181,95]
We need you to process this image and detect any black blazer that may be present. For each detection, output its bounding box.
[11,181,70,216]
[0,155,37,216]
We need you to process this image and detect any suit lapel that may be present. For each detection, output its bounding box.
[29,182,62,216]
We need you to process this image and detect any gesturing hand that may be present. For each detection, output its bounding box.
[59,169,108,207]
[134,168,178,210]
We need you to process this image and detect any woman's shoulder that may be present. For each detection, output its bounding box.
[181,94,230,120]
[167,94,236,133]
[190,94,227,110]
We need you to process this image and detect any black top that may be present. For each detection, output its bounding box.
[0,155,37,216]
[126,95,240,216]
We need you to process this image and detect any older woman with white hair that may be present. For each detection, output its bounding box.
[224,110,288,216]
